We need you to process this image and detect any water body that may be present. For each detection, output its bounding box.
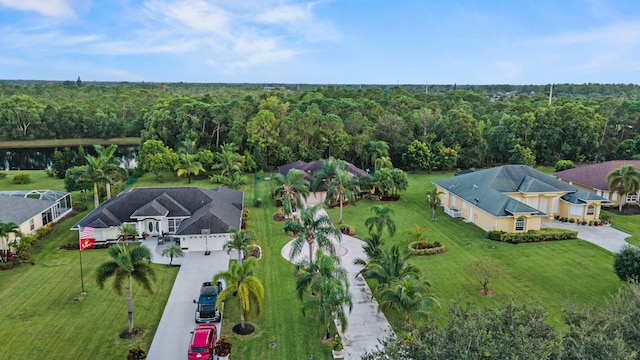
[0,145,138,170]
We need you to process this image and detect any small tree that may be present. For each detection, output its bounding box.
[613,246,640,282]
[161,244,184,266]
[426,187,444,220]
[466,257,506,296]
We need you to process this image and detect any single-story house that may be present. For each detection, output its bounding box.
[554,160,640,207]
[74,187,243,252]
[0,190,73,249]
[433,165,608,233]
[277,160,367,205]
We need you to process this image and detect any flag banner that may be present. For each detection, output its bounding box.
[80,226,95,239]
[79,238,96,251]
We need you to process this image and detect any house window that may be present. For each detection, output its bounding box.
[148,222,153,233]
[168,219,182,233]
[587,205,595,215]
[30,219,35,231]
[627,194,638,203]
[515,217,525,231]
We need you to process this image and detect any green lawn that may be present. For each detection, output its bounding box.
[325,172,622,329]
[604,210,640,247]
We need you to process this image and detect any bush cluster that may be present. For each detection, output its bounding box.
[487,229,578,244]
[12,173,31,184]
[408,241,446,255]
[0,171,7,179]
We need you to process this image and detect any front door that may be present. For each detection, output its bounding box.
[145,219,160,236]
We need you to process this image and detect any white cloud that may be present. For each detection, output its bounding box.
[0,0,74,17]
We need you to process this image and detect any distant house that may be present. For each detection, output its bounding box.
[433,165,607,233]
[0,190,73,248]
[74,187,243,252]
[554,160,640,207]
[277,160,367,205]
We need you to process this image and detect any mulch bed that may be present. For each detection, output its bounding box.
[272,213,286,222]
[119,327,144,339]
[605,206,640,216]
[232,323,255,335]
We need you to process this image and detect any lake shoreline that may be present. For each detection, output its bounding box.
[0,138,140,149]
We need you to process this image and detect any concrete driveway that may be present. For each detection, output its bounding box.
[145,238,230,360]
[541,219,636,253]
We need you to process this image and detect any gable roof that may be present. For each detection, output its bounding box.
[76,187,243,235]
[433,165,604,217]
[554,160,640,191]
[0,194,56,225]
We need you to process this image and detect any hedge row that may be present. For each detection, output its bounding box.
[487,228,578,244]
[408,241,447,256]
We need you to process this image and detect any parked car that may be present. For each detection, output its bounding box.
[187,324,217,360]
[194,281,223,323]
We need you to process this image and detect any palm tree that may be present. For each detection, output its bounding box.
[606,165,640,212]
[302,277,352,340]
[118,224,138,240]
[213,143,243,177]
[274,168,310,216]
[365,204,396,237]
[175,152,205,183]
[223,172,247,190]
[213,258,265,331]
[286,204,342,265]
[325,170,358,223]
[161,244,184,266]
[312,157,346,191]
[377,277,439,325]
[223,226,256,264]
[368,140,389,171]
[179,138,198,154]
[374,156,393,170]
[296,250,348,299]
[93,144,123,200]
[353,231,385,268]
[81,156,110,208]
[405,223,431,243]
[357,244,420,290]
[426,187,444,220]
[0,221,20,263]
[95,243,156,334]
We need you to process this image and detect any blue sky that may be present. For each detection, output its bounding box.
[1,0,639,84]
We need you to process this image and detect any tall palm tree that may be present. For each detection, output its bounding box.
[95,243,156,334]
[223,226,256,264]
[296,250,348,299]
[368,140,389,171]
[312,157,346,191]
[286,204,342,265]
[161,244,184,266]
[325,170,358,223]
[0,221,20,263]
[302,277,352,340]
[377,277,439,325]
[426,187,444,220]
[357,244,420,290]
[175,152,205,183]
[93,144,122,200]
[606,165,640,212]
[274,168,310,216]
[213,258,264,331]
[80,156,110,208]
[365,204,396,237]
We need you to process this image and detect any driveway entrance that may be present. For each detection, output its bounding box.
[541,219,635,253]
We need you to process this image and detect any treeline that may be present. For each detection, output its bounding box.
[1,82,640,170]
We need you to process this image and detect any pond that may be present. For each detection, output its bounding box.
[0,145,138,171]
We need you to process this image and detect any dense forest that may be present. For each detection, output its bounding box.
[1,81,639,171]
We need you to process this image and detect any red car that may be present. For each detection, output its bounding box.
[187,324,217,360]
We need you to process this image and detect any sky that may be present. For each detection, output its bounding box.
[0,0,639,85]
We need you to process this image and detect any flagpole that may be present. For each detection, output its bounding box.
[79,248,86,295]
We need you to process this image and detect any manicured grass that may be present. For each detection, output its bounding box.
[0,170,67,191]
[0,210,179,360]
[326,172,622,329]
[604,210,640,247]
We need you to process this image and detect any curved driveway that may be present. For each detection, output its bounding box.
[541,219,635,253]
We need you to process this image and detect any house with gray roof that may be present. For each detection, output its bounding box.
[554,160,640,208]
[0,190,73,250]
[75,187,243,252]
[433,165,607,233]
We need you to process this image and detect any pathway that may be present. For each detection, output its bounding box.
[541,219,635,253]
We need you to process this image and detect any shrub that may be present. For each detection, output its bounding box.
[253,197,263,208]
[339,224,356,235]
[600,213,612,223]
[581,220,587,226]
[408,240,446,255]
[555,160,576,172]
[0,171,7,179]
[486,228,578,244]
[12,173,31,184]
[214,337,232,357]
[613,246,640,282]
[73,202,88,212]
[34,226,53,241]
[127,346,146,360]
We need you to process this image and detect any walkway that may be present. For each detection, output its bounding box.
[541,219,635,253]
[282,222,394,359]
[143,237,230,360]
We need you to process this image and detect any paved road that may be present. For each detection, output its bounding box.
[282,220,394,360]
[145,238,230,360]
[541,219,635,253]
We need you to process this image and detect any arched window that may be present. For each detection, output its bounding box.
[586,205,595,215]
[515,217,525,231]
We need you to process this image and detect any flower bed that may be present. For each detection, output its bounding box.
[408,241,446,256]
